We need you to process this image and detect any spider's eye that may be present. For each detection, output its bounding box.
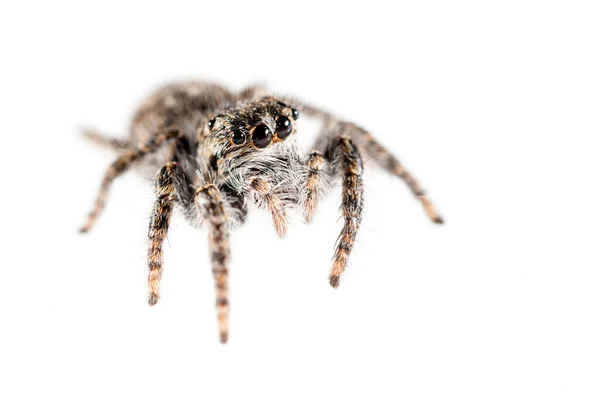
[291,108,299,120]
[275,116,292,140]
[231,129,247,145]
[208,118,217,129]
[252,124,273,148]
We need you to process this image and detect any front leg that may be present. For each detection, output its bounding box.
[301,138,364,288]
[195,184,231,344]
[147,162,179,306]
[328,137,364,288]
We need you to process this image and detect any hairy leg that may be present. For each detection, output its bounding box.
[82,129,131,151]
[297,101,443,224]
[348,122,443,224]
[302,150,328,223]
[80,129,179,232]
[327,136,365,288]
[195,184,231,344]
[245,177,288,237]
[147,162,179,306]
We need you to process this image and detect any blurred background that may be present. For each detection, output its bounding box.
[1,1,599,397]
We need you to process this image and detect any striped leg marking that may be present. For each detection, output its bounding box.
[329,137,364,288]
[147,162,178,306]
[195,184,231,344]
[303,151,327,223]
[80,129,179,232]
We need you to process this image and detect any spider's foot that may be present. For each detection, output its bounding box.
[329,275,340,289]
[148,267,162,306]
[418,195,444,225]
[219,331,228,344]
[148,293,160,306]
[79,212,96,234]
[329,255,346,289]
[78,225,91,234]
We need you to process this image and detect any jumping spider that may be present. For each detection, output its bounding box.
[80,81,443,343]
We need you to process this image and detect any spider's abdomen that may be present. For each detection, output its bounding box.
[131,82,233,137]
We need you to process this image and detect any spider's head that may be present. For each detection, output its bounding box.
[200,97,302,182]
[206,97,299,153]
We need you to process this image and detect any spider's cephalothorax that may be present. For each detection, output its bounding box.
[197,97,305,233]
[80,81,443,343]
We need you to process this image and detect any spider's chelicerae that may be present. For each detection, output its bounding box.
[80,81,443,343]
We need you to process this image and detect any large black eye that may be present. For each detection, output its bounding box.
[252,124,273,148]
[275,116,292,140]
[231,130,246,145]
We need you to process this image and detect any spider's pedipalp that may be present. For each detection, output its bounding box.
[195,184,231,344]
[302,150,327,223]
[245,177,288,238]
[147,162,179,305]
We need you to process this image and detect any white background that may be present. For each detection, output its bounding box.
[1,1,599,397]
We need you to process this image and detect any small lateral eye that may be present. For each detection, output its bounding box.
[291,108,299,120]
[208,118,217,129]
[275,116,292,140]
[252,124,273,148]
[231,129,247,145]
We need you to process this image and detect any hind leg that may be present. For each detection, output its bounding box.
[348,122,443,224]
[80,129,179,232]
[82,128,132,151]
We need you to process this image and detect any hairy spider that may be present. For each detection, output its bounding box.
[80,81,443,343]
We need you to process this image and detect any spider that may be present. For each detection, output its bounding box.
[80,81,443,343]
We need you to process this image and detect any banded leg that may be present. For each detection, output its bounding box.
[350,123,443,224]
[195,184,231,344]
[147,162,178,306]
[329,137,364,288]
[80,129,179,232]
[83,129,131,151]
[295,100,443,224]
[302,150,328,223]
[245,177,287,237]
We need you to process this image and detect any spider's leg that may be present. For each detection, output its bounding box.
[195,184,231,344]
[245,177,287,237]
[147,162,179,306]
[79,129,179,232]
[82,128,131,151]
[349,123,443,224]
[302,150,328,223]
[328,136,364,288]
[295,99,443,224]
